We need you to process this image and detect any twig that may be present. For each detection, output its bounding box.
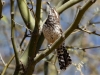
[13,20,32,32]
[20,29,28,47]
[0,61,15,69]
[89,22,100,25]
[73,10,100,35]
[28,0,36,18]
[39,45,100,52]
[19,29,31,52]
[78,27,100,36]
[1,55,15,75]
[0,53,6,66]
[66,45,100,52]
[81,46,100,50]
[72,62,84,75]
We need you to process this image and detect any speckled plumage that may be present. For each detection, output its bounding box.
[42,3,72,70]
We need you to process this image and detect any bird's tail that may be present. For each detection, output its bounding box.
[57,43,72,70]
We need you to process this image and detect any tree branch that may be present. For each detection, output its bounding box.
[19,0,42,75]
[34,0,96,64]
[66,45,100,52]
[78,27,100,36]
[20,29,28,47]
[17,0,35,30]
[1,55,15,75]
[11,0,20,74]
[57,0,83,14]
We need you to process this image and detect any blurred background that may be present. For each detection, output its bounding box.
[0,0,100,75]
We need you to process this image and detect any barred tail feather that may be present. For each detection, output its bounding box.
[57,43,72,70]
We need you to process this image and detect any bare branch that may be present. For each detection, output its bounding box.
[20,0,42,75]
[0,62,15,69]
[20,29,31,48]
[66,45,100,52]
[11,0,20,74]
[1,55,15,75]
[89,22,100,25]
[78,27,100,36]
[13,20,32,32]
[39,45,100,52]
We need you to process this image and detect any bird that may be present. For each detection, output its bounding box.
[42,2,72,70]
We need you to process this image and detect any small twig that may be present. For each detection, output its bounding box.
[12,20,32,32]
[66,45,100,52]
[0,61,15,69]
[78,27,100,36]
[72,62,84,75]
[19,29,31,52]
[0,53,6,66]
[20,29,28,47]
[89,22,100,25]
[72,11,100,34]
[1,55,15,75]
[39,45,100,52]
[80,46,100,50]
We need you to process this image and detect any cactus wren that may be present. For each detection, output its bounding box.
[42,2,72,70]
